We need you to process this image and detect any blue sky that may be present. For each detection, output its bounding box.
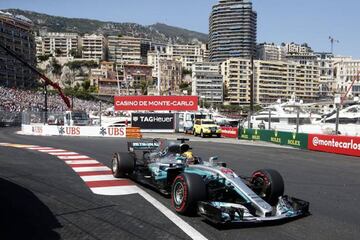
[1,0,359,57]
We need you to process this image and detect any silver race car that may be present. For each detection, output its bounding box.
[111,138,309,224]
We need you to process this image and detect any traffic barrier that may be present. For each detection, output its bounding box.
[238,128,308,149]
[126,127,142,139]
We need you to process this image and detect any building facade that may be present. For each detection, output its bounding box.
[108,36,141,64]
[38,32,79,58]
[315,52,336,98]
[166,44,204,70]
[209,0,257,62]
[221,58,319,105]
[256,43,285,61]
[0,11,36,88]
[333,58,360,97]
[158,59,182,95]
[81,34,106,60]
[221,58,251,104]
[192,62,223,104]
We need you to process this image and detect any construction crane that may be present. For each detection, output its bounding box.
[329,36,339,54]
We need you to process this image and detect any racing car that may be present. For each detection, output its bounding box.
[111,138,309,224]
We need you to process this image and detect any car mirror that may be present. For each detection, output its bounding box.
[209,156,218,165]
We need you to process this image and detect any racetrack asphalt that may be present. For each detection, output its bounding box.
[0,127,359,240]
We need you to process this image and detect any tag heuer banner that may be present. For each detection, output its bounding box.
[131,113,175,130]
[114,96,198,111]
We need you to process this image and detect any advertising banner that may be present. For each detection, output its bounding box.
[131,113,175,130]
[308,134,360,157]
[22,125,126,138]
[114,96,198,111]
[220,127,238,139]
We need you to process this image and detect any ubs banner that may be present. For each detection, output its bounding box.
[131,113,175,130]
[308,134,360,157]
[114,96,198,111]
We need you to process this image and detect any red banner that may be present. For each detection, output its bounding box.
[220,127,239,139]
[114,96,198,111]
[308,134,360,157]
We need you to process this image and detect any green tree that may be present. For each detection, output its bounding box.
[50,58,62,76]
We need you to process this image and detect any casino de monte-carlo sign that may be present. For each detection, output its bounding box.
[114,96,198,111]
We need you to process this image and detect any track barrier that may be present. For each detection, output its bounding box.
[126,127,142,139]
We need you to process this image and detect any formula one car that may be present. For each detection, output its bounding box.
[111,138,309,224]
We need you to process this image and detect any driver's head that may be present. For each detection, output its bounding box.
[183,151,195,164]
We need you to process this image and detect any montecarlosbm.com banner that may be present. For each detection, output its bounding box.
[308,134,360,157]
[114,96,198,111]
[220,127,238,138]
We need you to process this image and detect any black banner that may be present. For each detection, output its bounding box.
[131,113,175,130]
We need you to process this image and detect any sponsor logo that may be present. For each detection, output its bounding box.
[312,137,360,151]
[138,116,173,123]
[288,139,301,146]
[271,137,281,143]
[133,116,139,122]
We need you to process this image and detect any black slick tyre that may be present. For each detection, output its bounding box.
[111,152,135,178]
[251,169,284,205]
[171,173,206,215]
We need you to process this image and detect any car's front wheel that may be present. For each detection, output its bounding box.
[171,173,206,215]
[251,169,284,205]
[112,152,135,178]
[200,130,205,138]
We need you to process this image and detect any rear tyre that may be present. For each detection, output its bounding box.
[111,152,135,178]
[193,129,197,136]
[200,130,205,138]
[171,173,206,215]
[251,169,284,205]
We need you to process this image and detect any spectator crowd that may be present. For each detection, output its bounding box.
[0,86,111,113]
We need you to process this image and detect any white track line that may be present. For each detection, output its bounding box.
[137,188,208,240]
[72,166,109,173]
[90,186,140,195]
[38,149,66,152]
[48,152,79,155]
[81,175,119,181]
[65,160,99,165]
[57,155,91,159]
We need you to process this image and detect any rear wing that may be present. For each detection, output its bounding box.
[127,142,159,152]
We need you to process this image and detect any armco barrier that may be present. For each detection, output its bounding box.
[220,127,238,138]
[238,128,308,149]
[308,134,360,157]
[126,127,142,139]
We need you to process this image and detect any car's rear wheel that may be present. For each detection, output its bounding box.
[251,169,284,205]
[200,130,205,138]
[193,129,197,136]
[112,152,135,178]
[171,173,206,215]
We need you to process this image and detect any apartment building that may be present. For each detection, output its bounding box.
[108,36,141,64]
[255,61,319,104]
[333,58,360,97]
[38,32,79,58]
[147,52,176,78]
[314,52,336,97]
[81,34,106,60]
[256,43,285,61]
[0,11,36,88]
[166,44,204,70]
[221,58,252,104]
[209,0,257,62]
[158,59,182,95]
[192,62,223,104]
[221,58,319,105]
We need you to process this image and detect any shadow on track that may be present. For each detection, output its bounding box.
[0,177,62,240]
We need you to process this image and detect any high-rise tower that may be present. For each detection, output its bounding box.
[209,0,257,62]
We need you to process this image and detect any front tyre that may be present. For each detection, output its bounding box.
[251,169,284,205]
[112,152,135,178]
[171,173,206,215]
[200,130,205,138]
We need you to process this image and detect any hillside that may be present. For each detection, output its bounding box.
[4,9,208,44]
